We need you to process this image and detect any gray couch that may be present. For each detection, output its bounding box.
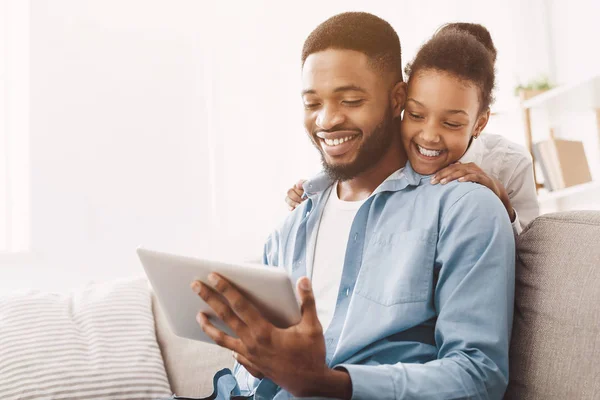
[153,211,600,399]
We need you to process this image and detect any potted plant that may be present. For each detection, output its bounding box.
[515,76,554,101]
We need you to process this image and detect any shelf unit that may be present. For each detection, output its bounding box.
[520,74,600,203]
[537,180,600,202]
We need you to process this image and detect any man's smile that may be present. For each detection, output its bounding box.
[316,131,361,157]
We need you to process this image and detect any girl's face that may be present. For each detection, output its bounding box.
[401,69,489,175]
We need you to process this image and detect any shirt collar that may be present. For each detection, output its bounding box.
[459,136,484,165]
[303,161,426,198]
[302,171,333,196]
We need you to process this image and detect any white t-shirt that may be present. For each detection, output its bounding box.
[310,183,366,331]
[459,133,539,234]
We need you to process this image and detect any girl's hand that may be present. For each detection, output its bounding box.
[285,179,307,211]
[431,162,515,222]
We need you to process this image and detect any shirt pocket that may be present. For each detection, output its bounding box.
[354,228,436,306]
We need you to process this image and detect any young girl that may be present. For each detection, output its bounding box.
[285,23,539,234]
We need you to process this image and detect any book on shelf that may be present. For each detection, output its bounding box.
[533,142,553,191]
[533,139,592,191]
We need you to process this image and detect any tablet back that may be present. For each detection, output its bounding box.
[137,247,301,344]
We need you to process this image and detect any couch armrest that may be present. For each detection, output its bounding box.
[152,290,232,397]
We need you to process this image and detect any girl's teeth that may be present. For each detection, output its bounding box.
[418,145,442,157]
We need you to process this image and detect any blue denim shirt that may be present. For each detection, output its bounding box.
[234,162,515,400]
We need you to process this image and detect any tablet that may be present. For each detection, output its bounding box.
[137,247,301,344]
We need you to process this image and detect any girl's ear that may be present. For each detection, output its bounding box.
[473,108,491,138]
[391,81,407,119]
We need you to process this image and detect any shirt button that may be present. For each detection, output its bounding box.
[345,288,350,297]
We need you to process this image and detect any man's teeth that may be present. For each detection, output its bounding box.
[417,145,442,157]
[324,136,356,146]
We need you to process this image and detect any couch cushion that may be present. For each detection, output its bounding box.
[506,211,600,399]
[152,292,232,397]
[0,278,172,400]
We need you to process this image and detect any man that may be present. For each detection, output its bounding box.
[189,12,515,399]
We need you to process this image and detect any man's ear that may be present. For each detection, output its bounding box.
[474,108,491,137]
[391,81,407,119]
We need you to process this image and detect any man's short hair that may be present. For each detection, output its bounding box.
[302,12,403,82]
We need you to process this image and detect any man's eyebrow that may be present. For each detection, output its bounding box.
[333,85,367,94]
[302,85,367,96]
[407,98,468,116]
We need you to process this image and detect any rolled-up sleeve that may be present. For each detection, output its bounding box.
[511,208,523,235]
[506,155,539,232]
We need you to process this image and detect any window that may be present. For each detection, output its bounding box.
[0,0,30,253]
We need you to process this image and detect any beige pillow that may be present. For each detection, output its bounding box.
[0,278,172,400]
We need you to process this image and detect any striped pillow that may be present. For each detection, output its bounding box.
[0,278,172,400]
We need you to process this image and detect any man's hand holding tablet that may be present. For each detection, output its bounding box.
[137,247,353,398]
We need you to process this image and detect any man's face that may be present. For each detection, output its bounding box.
[301,49,397,181]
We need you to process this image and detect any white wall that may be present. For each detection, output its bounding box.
[548,0,600,85]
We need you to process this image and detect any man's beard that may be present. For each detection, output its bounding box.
[317,107,396,182]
